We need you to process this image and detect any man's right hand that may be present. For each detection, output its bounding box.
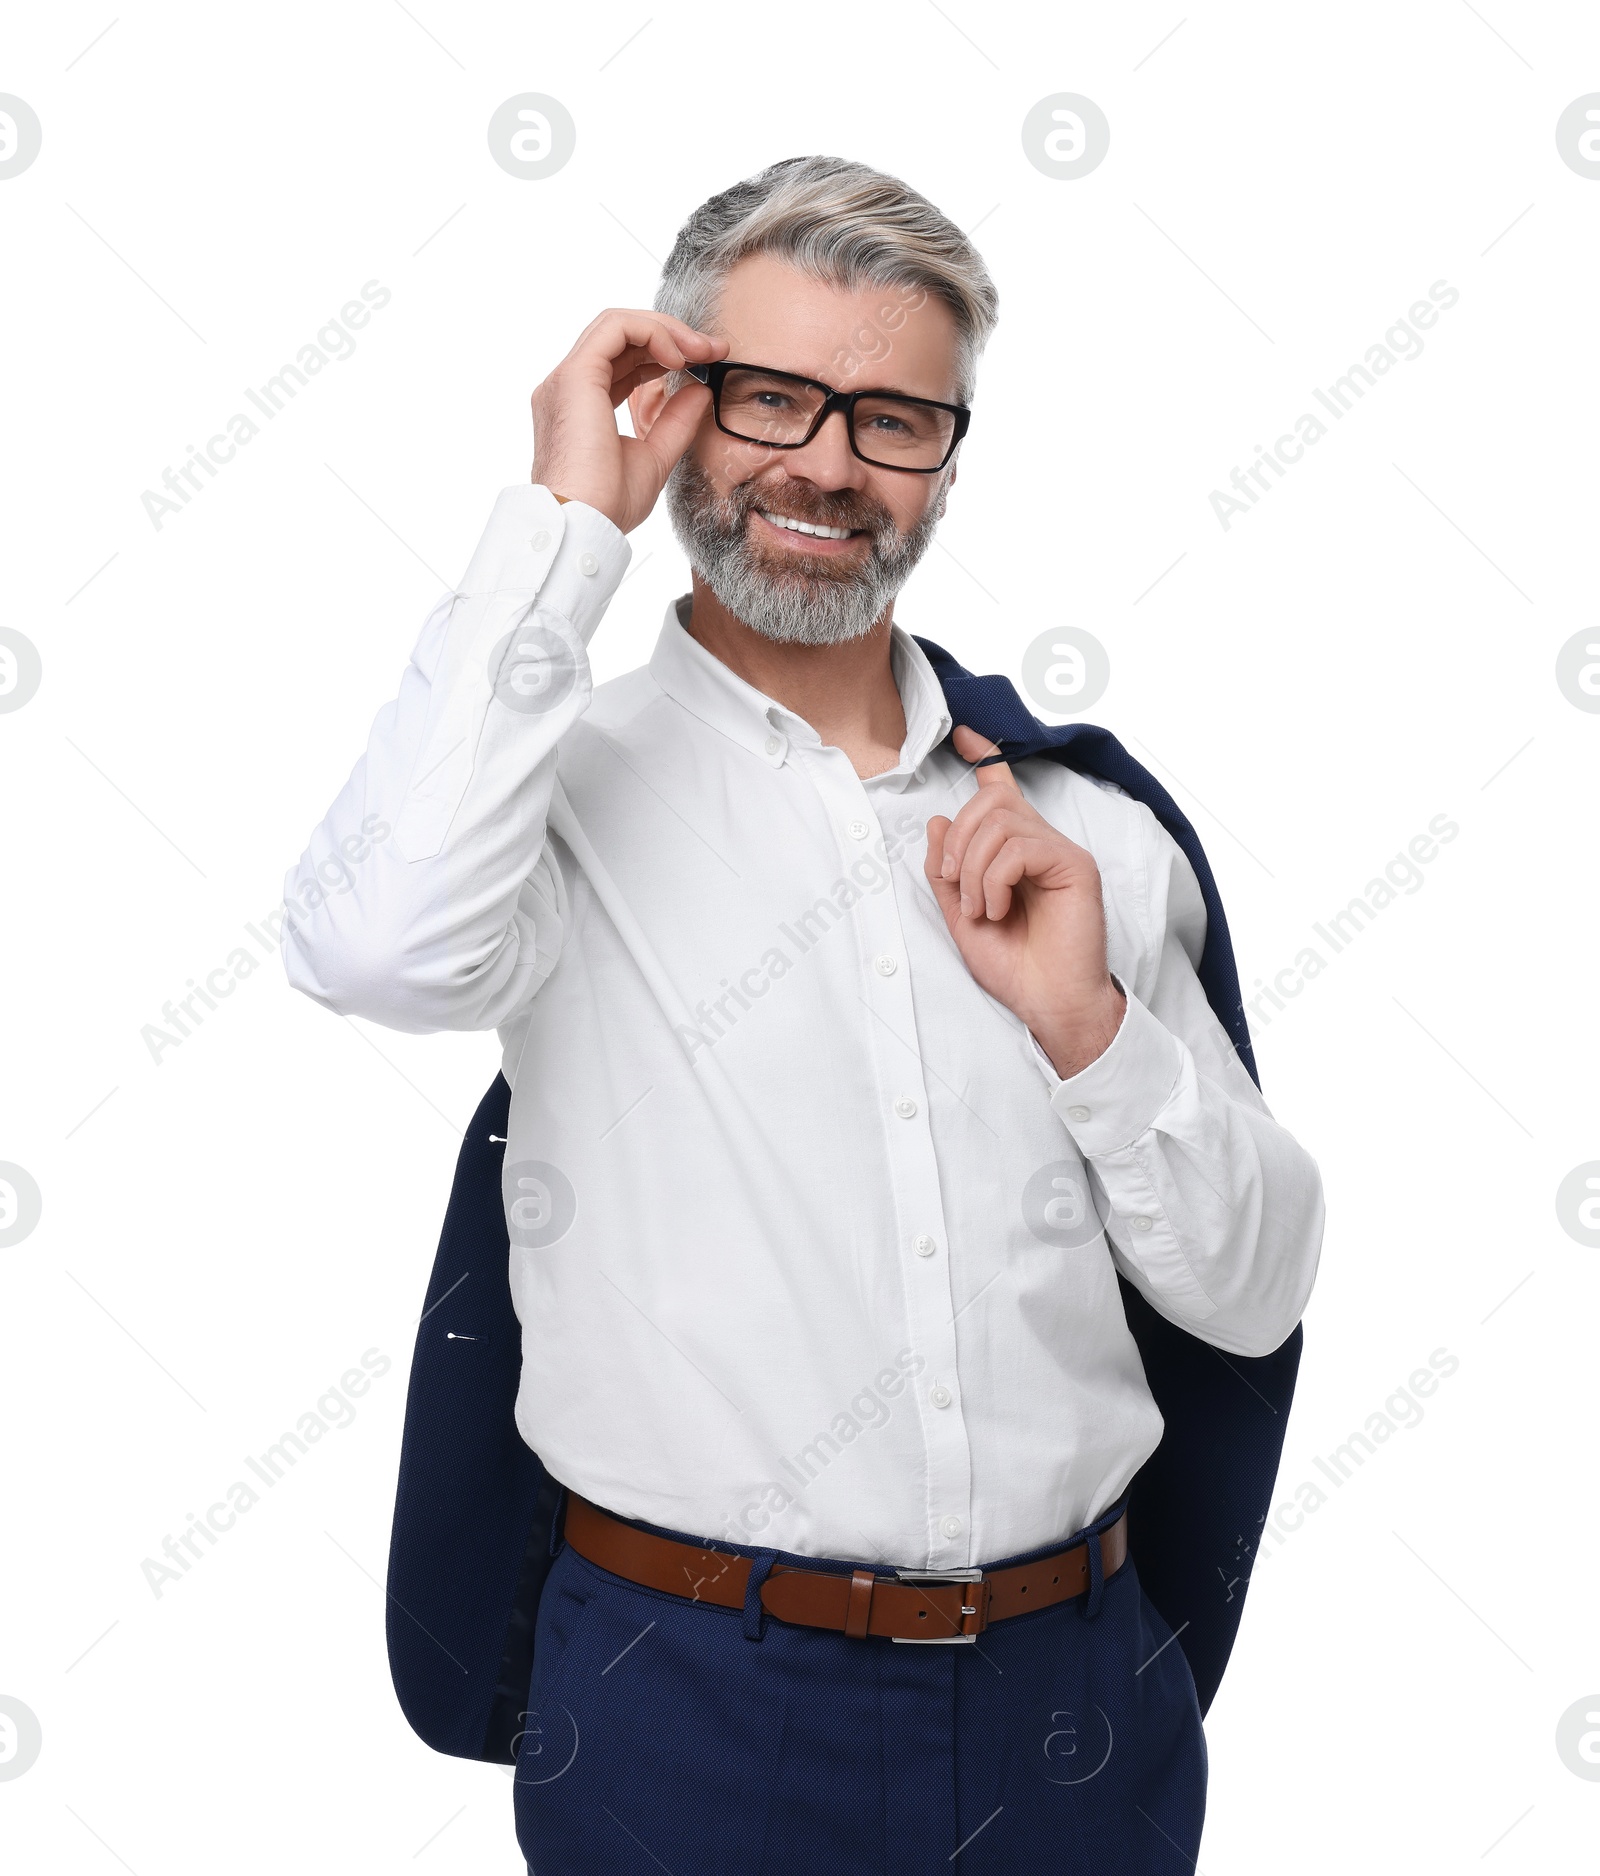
[530,310,728,534]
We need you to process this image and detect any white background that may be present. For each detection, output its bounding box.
[3,2,1597,1869]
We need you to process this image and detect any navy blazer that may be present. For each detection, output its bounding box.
[384,639,1304,1761]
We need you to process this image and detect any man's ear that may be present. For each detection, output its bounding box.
[629,376,671,439]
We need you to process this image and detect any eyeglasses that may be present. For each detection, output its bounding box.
[684,360,970,473]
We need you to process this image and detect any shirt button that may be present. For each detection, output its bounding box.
[1066,1105,1091,1122]
[530,529,553,552]
[930,1384,952,1408]
[764,734,782,756]
[1132,1215,1154,1232]
[847,819,871,840]
[578,551,600,576]
[913,1235,937,1258]
[893,1097,918,1119]
[874,954,898,976]
[941,1516,963,1539]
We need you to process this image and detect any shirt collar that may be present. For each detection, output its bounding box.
[648,593,954,786]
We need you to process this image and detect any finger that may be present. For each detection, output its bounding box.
[605,341,718,408]
[609,359,672,405]
[633,379,714,478]
[940,723,1023,879]
[607,329,713,404]
[605,331,691,387]
[974,834,1057,922]
[939,783,1039,888]
[577,310,727,378]
[923,812,954,888]
[958,812,1038,919]
[922,814,965,927]
[575,307,709,351]
[951,723,1017,790]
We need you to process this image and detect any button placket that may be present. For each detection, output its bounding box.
[830,776,971,1569]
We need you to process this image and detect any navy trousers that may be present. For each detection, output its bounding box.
[512,1491,1205,1873]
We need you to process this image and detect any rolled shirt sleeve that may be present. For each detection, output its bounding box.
[1028,811,1325,1359]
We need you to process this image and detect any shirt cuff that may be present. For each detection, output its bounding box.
[458,484,631,644]
[1029,983,1184,1156]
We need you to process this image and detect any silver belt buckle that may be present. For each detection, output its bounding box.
[889,1566,984,1643]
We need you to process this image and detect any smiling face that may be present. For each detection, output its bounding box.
[652,252,964,646]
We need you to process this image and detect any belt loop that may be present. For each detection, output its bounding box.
[743,1549,778,1641]
[844,1568,876,1639]
[547,1484,569,1559]
[1082,1522,1106,1622]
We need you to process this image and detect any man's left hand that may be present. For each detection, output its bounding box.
[924,726,1126,1080]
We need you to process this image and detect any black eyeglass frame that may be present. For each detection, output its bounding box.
[684,360,971,473]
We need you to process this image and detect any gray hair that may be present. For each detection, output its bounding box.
[654,155,998,408]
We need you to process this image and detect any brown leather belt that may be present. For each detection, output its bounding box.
[562,1494,1128,1643]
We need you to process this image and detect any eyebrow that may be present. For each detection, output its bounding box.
[772,364,945,402]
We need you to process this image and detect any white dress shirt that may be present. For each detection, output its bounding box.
[282,484,1324,1571]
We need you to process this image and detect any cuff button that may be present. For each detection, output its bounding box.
[1066,1104,1091,1122]
[578,551,600,576]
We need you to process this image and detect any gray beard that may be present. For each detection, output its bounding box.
[664,451,949,647]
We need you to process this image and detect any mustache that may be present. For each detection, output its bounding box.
[728,479,892,537]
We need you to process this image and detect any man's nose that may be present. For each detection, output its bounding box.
[778,405,869,491]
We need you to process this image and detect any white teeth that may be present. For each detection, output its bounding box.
[759,510,856,540]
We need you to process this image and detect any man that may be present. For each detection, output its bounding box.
[283,154,1323,1873]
